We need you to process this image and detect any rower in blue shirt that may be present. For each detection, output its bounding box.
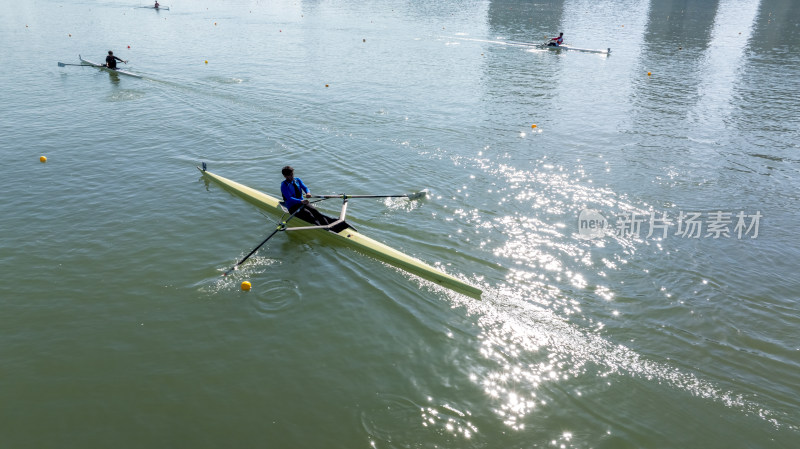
[281,165,347,231]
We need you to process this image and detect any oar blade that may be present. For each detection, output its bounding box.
[406,189,428,200]
[57,62,66,67]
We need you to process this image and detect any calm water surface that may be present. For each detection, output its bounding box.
[1,0,799,447]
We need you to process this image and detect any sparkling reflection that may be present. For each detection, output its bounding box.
[440,153,787,433]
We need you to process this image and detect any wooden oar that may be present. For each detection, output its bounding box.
[222,205,305,276]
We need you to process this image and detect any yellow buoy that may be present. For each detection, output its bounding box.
[647,72,652,76]
[241,281,252,291]
[40,156,47,163]
[531,124,537,129]
[205,60,208,64]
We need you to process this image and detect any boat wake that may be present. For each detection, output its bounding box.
[447,286,794,432]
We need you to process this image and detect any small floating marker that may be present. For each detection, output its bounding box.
[325,84,329,87]
[205,60,208,64]
[214,22,217,26]
[531,124,537,129]
[241,281,252,291]
[279,29,282,32]
[40,156,47,163]
[647,72,652,76]
[678,47,682,50]
[127,45,130,49]
[363,38,366,42]
[68,33,71,37]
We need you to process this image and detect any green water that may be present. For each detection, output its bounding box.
[2,0,799,447]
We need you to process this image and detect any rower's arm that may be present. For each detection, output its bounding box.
[297,178,310,196]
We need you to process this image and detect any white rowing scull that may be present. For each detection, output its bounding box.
[78,55,143,78]
[444,36,610,54]
[538,44,611,54]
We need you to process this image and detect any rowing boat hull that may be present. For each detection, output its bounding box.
[198,167,482,298]
[78,55,143,78]
[544,45,610,54]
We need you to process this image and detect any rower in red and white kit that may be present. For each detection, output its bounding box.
[547,32,564,47]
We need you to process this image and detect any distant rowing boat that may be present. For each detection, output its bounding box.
[198,166,482,298]
[505,39,611,54]
[445,36,610,55]
[137,5,169,10]
[539,44,611,54]
[78,55,143,78]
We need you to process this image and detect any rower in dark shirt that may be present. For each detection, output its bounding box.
[104,51,126,69]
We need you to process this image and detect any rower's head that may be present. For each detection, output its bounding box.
[108,51,113,55]
[559,33,563,36]
[282,165,294,180]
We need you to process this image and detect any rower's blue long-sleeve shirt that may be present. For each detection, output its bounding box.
[280,177,310,210]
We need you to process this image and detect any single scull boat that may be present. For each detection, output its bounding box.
[78,55,143,78]
[444,37,610,55]
[197,165,482,298]
[540,44,610,54]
